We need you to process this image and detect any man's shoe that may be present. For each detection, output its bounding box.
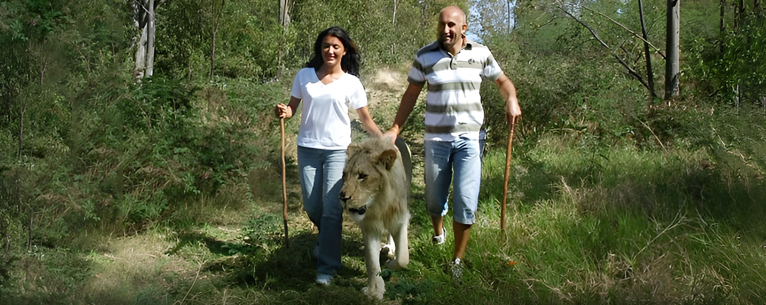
[432,228,447,245]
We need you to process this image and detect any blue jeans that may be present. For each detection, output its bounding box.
[424,138,482,225]
[297,146,346,275]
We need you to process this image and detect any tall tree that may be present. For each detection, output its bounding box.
[720,0,726,53]
[134,0,159,79]
[639,0,657,101]
[277,0,290,79]
[734,0,744,32]
[209,0,225,79]
[665,0,680,100]
[280,0,291,27]
[393,0,398,24]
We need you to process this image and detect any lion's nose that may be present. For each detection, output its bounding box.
[339,191,350,203]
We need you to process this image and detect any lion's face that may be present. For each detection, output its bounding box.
[339,139,399,222]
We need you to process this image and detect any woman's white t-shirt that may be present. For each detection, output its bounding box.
[291,67,368,150]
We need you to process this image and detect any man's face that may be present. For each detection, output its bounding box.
[437,9,467,49]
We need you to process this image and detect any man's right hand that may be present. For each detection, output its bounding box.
[382,127,399,143]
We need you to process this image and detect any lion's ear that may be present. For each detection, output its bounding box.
[376,148,398,171]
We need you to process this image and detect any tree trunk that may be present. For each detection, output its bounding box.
[721,0,726,34]
[734,83,740,113]
[210,30,216,80]
[145,0,155,77]
[720,0,726,53]
[639,0,657,101]
[134,0,157,79]
[664,0,680,100]
[17,103,25,160]
[277,0,291,80]
[279,0,290,27]
[209,0,225,80]
[393,0,398,25]
[26,204,32,250]
[506,0,511,34]
[134,27,147,78]
[133,0,147,79]
[734,0,744,33]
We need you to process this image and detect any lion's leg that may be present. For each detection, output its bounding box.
[362,230,385,300]
[386,219,409,270]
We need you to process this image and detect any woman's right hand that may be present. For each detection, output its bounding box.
[275,103,288,119]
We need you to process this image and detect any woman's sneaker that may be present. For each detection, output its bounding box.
[316,273,333,286]
[450,258,463,281]
[432,228,447,245]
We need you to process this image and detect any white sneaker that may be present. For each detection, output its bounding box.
[432,228,447,245]
[316,273,333,286]
[450,258,463,280]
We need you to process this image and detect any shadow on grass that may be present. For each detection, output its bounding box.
[160,201,460,304]
[165,223,370,290]
[167,231,240,257]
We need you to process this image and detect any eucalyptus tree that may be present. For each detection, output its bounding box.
[208,0,225,79]
[277,0,290,79]
[639,0,657,100]
[664,0,679,99]
[133,0,161,79]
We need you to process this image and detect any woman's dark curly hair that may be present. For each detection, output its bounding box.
[305,26,361,76]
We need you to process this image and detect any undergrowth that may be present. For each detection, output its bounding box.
[3,101,766,304]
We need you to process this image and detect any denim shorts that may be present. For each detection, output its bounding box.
[424,137,482,225]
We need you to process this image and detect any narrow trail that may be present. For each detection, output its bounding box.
[79,67,419,303]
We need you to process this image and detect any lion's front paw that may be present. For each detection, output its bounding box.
[362,286,384,300]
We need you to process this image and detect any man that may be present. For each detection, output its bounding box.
[383,5,521,276]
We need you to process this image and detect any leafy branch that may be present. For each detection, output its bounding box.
[558,6,652,93]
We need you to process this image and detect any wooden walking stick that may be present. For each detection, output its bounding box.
[280,117,289,248]
[501,117,517,233]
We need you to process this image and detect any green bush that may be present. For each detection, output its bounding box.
[688,14,766,106]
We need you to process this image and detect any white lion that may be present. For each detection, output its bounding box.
[340,137,410,300]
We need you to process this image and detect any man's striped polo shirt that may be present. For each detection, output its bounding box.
[407,39,503,142]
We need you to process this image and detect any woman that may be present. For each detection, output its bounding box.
[275,26,382,285]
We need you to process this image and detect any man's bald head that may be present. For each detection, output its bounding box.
[439,6,466,24]
[437,6,468,52]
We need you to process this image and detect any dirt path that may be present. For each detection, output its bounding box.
[72,67,420,304]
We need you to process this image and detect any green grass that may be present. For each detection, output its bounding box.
[4,120,766,304]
